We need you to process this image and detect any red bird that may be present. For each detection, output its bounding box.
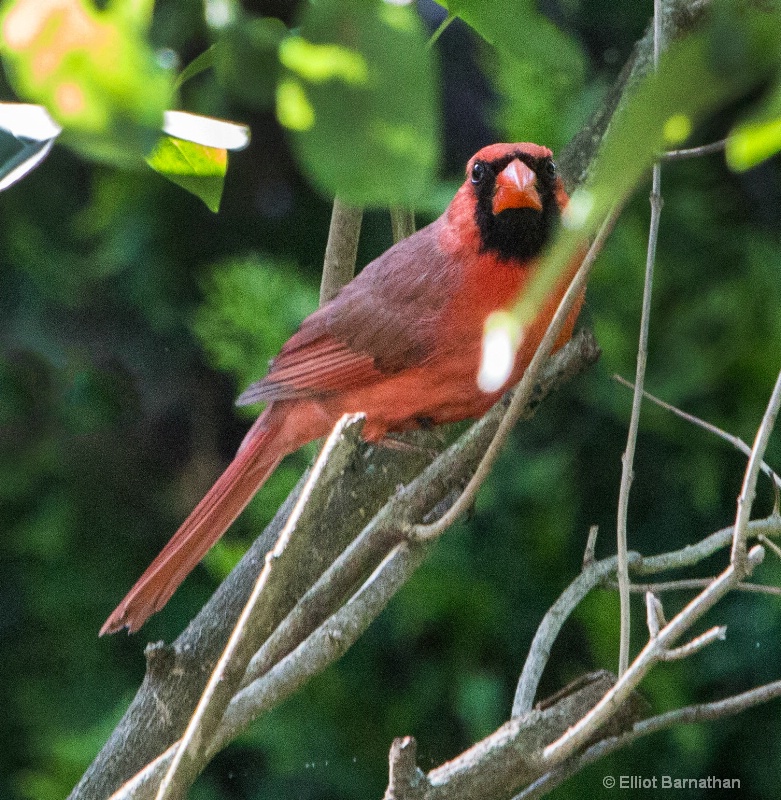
[101,142,584,635]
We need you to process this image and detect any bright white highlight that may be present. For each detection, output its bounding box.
[478,326,517,393]
[562,188,594,230]
[0,104,62,191]
[162,111,250,151]
[0,103,62,140]
[204,0,234,29]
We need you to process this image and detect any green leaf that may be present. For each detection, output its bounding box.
[0,0,172,165]
[146,136,227,212]
[214,15,288,107]
[278,0,440,207]
[488,11,587,151]
[174,45,217,90]
[438,0,553,62]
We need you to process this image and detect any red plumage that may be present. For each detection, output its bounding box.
[101,142,584,635]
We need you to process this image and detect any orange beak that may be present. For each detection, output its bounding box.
[492,158,542,215]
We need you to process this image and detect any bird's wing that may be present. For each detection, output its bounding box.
[236,222,453,406]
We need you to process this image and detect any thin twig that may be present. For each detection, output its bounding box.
[615,577,781,596]
[731,367,781,570]
[645,592,665,637]
[513,550,635,717]
[428,12,455,48]
[613,374,781,492]
[661,625,726,661]
[615,0,666,679]
[514,515,781,717]
[661,138,726,160]
[758,533,781,561]
[583,525,599,568]
[410,207,621,542]
[634,516,781,575]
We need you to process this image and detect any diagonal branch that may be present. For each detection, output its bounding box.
[154,414,367,800]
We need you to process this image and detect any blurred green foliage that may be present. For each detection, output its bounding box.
[1,0,169,164]
[1,1,780,800]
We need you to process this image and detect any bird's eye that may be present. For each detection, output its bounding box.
[471,161,486,184]
[545,160,557,178]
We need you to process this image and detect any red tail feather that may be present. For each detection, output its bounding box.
[100,418,282,635]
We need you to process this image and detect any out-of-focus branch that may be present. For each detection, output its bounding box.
[662,138,726,160]
[390,208,416,243]
[320,198,363,304]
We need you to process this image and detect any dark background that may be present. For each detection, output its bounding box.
[2,1,781,798]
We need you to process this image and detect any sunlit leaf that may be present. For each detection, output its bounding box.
[146,136,227,212]
[727,82,781,171]
[0,0,172,165]
[278,0,439,207]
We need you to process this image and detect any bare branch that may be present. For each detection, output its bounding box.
[384,737,426,800]
[645,592,665,638]
[110,542,431,799]
[421,673,644,800]
[390,208,416,243]
[661,625,727,661]
[542,545,765,767]
[513,551,635,717]
[613,374,781,493]
[616,0,666,678]
[661,138,726,160]
[583,525,599,568]
[759,533,781,561]
[620,577,781,596]
[514,514,781,718]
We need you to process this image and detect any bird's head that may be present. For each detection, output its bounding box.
[461,142,567,263]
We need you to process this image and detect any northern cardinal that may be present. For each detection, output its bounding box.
[101,142,584,635]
